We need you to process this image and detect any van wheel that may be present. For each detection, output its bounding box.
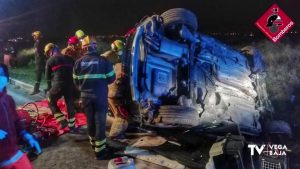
[161,8,198,33]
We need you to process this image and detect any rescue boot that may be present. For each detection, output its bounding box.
[30,83,40,95]
[69,127,86,135]
[60,120,68,129]
[67,118,86,134]
[89,136,96,150]
[95,149,111,160]
[95,146,118,160]
[54,113,68,129]
[94,139,112,160]
[68,117,76,131]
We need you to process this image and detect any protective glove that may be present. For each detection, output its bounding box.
[0,129,7,140]
[20,130,42,154]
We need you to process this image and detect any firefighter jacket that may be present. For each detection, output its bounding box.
[73,51,115,99]
[0,90,24,163]
[45,55,74,88]
[101,50,121,65]
[34,39,46,66]
[61,46,81,61]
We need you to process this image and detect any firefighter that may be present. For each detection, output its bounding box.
[73,36,115,159]
[61,36,81,60]
[75,29,85,41]
[31,31,46,95]
[61,36,82,113]
[44,43,77,131]
[0,64,41,169]
[102,40,129,138]
[102,40,124,64]
[75,30,86,58]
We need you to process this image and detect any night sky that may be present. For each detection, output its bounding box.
[0,0,299,39]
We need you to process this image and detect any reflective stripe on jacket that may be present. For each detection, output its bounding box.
[34,39,46,65]
[73,70,115,80]
[73,52,115,99]
[45,55,74,87]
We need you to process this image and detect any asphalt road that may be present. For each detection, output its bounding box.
[6,84,111,168]
[6,84,165,169]
[7,84,44,106]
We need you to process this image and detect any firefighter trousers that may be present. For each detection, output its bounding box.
[35,65,45,85]
[108,98,128,138]
[81,97,107,152]
[48,85,75,128]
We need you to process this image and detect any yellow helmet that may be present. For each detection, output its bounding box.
[75,29,85,39]
[32,31,42,38]
[81,36,97,49]
[111,40,124,52]
[44,43,56,56]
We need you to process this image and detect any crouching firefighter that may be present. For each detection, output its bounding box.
[102,40,129,138]
[73,36,115,159]
[0,64,41,169]
[44,43,77,131]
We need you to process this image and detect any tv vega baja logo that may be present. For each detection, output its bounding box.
[248,144,289,156]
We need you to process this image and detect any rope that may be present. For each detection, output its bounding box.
[21,102,47,127]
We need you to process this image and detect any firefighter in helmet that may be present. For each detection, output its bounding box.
[61,36,81,61]
[73,36,115,159]
[102,40,129,138]
[44,43,77,132]
[102,40,124,64]
[61,36,83,113]
[75,29,85,41]
[31,31,46,95]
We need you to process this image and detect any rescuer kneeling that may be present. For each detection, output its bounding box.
[102,40,129,138]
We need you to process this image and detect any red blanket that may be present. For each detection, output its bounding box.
[17,99,87,136]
